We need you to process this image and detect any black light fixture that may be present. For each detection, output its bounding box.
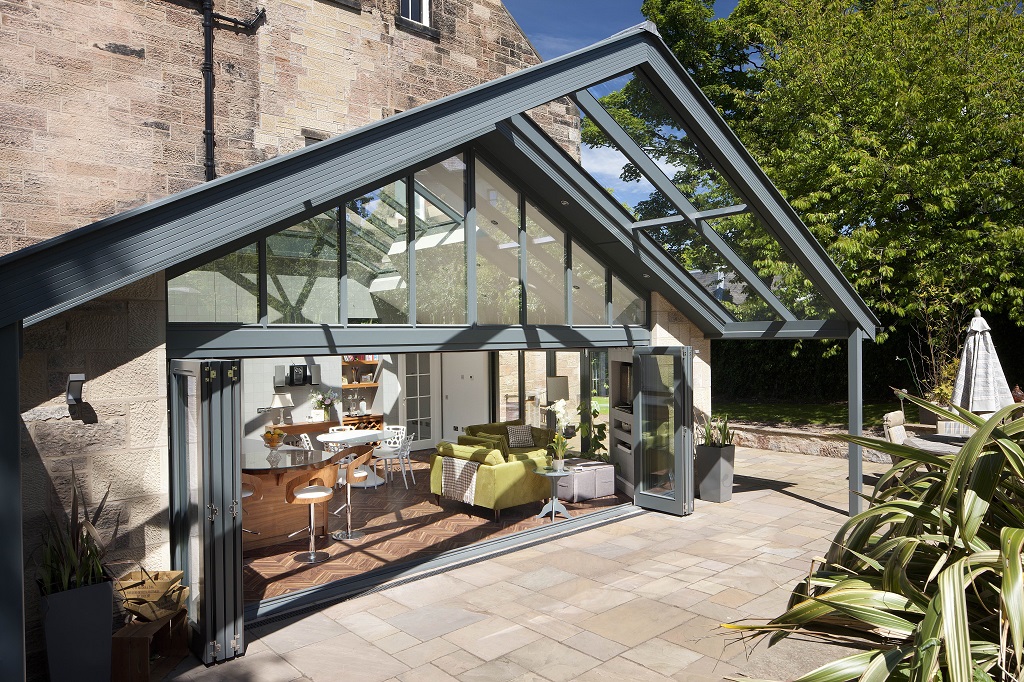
[66,374,86,404]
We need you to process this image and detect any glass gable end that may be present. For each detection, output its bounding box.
[168,149,650,331]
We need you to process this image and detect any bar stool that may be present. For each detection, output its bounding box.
[331,452,371,541]
[285,464,338,564]
[240,473,263,536]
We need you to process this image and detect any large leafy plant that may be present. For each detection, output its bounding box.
[38,467,120,596]
[728,393,1024,681]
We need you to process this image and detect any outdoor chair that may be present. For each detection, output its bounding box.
[882,410,906,465]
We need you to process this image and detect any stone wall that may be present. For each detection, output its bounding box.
[18,273,167,676]
[0,0,579,257]
[650,292,712,425]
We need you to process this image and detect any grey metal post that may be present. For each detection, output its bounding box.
[0,321,25,680]
[848,327,864,515]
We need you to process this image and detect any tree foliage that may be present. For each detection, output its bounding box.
[588,0,1024,396]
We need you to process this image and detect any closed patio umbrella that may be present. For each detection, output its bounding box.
[951,309,1014,414]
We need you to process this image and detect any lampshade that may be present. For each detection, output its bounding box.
[269,393,293,409]
[546,376,570,404]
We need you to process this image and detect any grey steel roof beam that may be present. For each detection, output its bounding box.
[631,214,688,231]
[691,204,748,221]
[716,320,852,340]
[572,89,795,322]
[167,324,652,359]
[500,115,730,334]
[632,45,879,337]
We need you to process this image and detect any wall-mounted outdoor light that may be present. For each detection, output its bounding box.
[65,374,86,404]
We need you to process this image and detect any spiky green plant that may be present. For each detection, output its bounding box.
[727,392,1024,681]
[701,414,733,446]
[38,466,120,596]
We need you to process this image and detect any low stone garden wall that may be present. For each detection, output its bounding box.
[730,422,936,464]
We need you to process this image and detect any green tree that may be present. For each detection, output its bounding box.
[587,0,1024,397]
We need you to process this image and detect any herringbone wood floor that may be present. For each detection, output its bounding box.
[243,451,629,603]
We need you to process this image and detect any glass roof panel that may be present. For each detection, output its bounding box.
[707,214,839,320]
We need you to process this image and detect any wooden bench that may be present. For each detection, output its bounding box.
[112,608,188,682]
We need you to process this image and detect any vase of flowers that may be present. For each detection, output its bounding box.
[546,399,570,470]
[309,388,339,421]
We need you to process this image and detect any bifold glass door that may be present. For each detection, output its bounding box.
[169,359,244,664]
[632,347,693,516]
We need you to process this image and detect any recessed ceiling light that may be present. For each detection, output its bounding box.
[642,273,651,278]
[560,200,569,206]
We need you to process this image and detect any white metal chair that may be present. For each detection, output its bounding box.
[324,424,355,453]
[372,425,408,487]
[398,434,415,486]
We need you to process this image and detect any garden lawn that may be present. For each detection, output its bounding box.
[714,402,892,429]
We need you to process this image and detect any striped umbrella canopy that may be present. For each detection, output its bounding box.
[951,309,1014,414]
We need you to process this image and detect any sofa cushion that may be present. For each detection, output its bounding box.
[435,441,504,467]
[506,424,534,448]
[467,420,523,439]
[457,434,509,461]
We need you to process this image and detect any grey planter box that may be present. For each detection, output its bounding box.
[695,444,735,503]
[41,580,114,682]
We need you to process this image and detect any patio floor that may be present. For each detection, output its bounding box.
[168,448,889,682]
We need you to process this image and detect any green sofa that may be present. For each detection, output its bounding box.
[463,419,554,462]
[430,440,550,519]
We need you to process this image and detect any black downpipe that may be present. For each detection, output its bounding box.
[202,0,215,181]
[199,3,265,182]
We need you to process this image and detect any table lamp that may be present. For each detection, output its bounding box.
[269,392,294,424]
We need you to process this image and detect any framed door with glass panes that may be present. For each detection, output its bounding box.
[401,353,442,450]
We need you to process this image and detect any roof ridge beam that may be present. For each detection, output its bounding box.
[572,89,795,323]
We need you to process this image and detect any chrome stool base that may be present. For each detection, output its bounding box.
[293,550,330,564]
[331,529,365,541]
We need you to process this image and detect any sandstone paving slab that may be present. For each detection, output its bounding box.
[561,630,628,661]
[334,610,401,641]
[574,655,677,682]
[511,609,584,641]
[708,587,759,610]
[250,612,349,655]
[166,648,304,681]
[660,614,747,661]
[621,637,703,677]
[505,638,602,682]
[393,636,461,668]
[281,632,410,682]
[577,597,693,647]
[509,565,579,591]
[374,630,422,655]
[457,657,529,682]
[397,662,459,682]
[386,604,488,641]
[442,615,543,661]
[447,560,523,587]
[634,575,690,599]
[385,573,474,609]
[590,567,657,591]
[542,578,637,614]
[531,549,627,578]
[432,649,486,676]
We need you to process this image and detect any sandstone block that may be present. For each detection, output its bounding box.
[129,399,168,449]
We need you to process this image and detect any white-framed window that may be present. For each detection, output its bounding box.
[400,0,429,25]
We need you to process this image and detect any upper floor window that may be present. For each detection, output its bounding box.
[400,0,429,25]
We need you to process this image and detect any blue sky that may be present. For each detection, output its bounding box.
[502,0,740,207]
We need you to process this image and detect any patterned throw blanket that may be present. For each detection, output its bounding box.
[441,457,478,505]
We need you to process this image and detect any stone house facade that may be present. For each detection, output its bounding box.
[4,0,589,676]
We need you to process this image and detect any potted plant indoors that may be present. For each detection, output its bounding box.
[694,414,735,502]
[38,467,120,682]
[547,398,570,470]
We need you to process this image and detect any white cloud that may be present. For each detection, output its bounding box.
[580,144,678,209]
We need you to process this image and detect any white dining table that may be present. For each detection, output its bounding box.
[316,429,388,488]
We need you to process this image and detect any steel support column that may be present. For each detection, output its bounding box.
[0,321,25,680]
[848,327,864,515]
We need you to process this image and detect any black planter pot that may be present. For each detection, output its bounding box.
[695,444,736,503]
[40,580,114,682]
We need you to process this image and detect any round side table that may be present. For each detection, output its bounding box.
[535,469,573,522]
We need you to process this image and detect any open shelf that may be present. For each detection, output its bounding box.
[343,382,379,388]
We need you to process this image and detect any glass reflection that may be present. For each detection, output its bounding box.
[346,180,409,324]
